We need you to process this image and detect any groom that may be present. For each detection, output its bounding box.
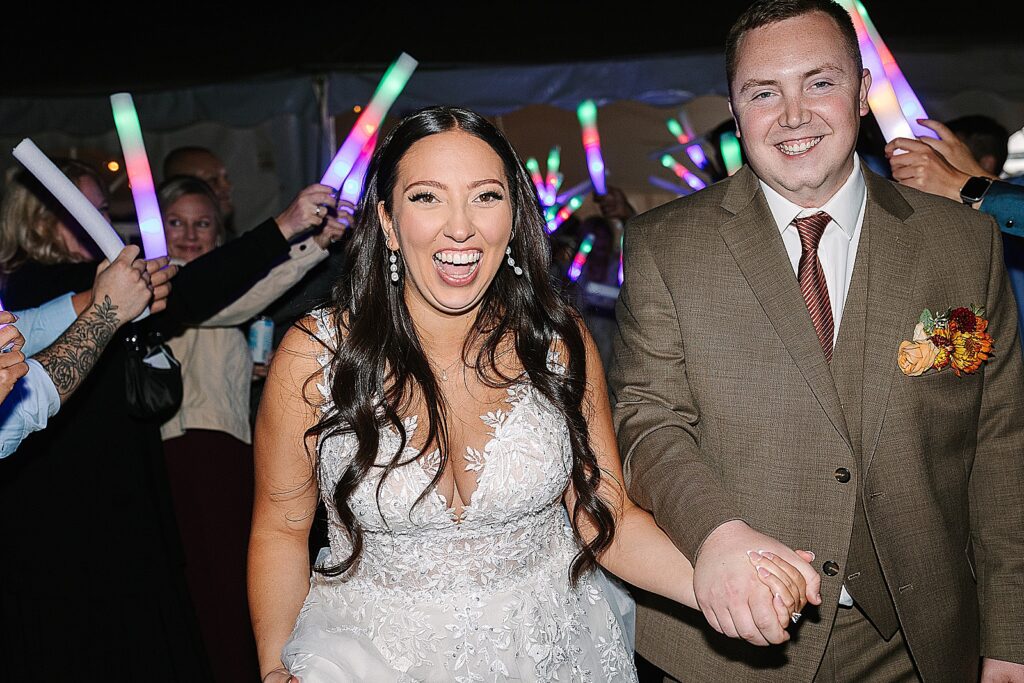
[610,1,1024,681]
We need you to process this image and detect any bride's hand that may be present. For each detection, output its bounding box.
[262,667,299,683]
[746,549,816,629]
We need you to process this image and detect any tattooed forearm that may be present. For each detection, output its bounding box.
[34,295,121,402]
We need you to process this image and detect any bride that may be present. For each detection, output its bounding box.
[249,106,810,682]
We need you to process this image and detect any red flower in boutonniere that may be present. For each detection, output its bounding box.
[898,306,993,377]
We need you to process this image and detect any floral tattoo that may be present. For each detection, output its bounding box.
[34,295,121,401]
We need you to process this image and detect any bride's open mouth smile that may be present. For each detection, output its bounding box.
[433,248,483,286]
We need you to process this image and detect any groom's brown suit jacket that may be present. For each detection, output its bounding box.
[609,165,1024,682]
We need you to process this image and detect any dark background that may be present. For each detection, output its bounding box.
[5,2,1018,96]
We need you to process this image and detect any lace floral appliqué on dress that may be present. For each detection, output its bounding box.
[281,309,636,682]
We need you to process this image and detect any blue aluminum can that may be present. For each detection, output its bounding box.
[248,316,274,364]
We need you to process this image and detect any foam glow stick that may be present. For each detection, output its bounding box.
[13,140,125,260]
[667,118,691,144]
[720,132,743,176]
[110,93,166,259]
[546,193,587,233]
[568,233,596,282]
[556,179,593,206]
[660,154,707,191]
[686,144,709,169]
[847,0,935,139]
[618,236,623,286]
[321,52,417,190]
[835,0,915,143]
[545,146,562,205]
[648,175,694,196]
[339,130,379,205]
[525,157,547,201]
[577,100,607,195]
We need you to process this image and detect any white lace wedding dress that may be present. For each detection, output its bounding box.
[281,311,637,682]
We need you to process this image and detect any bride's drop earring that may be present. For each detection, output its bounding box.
[389,250,401,283]
[506,246,523,276]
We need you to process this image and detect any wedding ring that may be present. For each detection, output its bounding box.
[791,612,802,624]
[314,205,322,217]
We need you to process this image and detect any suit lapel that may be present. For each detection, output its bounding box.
[718,167,851,448]
[859,170,919,472]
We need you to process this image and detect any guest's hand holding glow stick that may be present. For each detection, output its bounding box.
[322,53,417,191]
[110,93,167,258]
[577,100,607,196]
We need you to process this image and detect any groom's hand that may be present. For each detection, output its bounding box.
[694,520,822,646]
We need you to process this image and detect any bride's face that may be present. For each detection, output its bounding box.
[379,130,513,320]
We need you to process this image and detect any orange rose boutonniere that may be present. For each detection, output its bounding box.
[898,306,994,377]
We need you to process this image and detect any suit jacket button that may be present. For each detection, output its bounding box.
[823,561,840,576]
[834,467,851,483]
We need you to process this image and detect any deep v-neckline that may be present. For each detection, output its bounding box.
[402,383,532,524]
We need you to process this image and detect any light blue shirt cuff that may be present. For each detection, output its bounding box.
[0,360,60,459]
[15,292,77,358]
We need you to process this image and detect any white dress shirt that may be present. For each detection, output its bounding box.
[759,156,867,607]
[759,155,867,345]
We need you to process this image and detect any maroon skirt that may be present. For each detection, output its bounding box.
[163,429,259,683]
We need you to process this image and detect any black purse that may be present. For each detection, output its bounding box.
[123,327,183,421]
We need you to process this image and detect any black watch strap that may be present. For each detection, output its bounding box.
[960,176,993,205]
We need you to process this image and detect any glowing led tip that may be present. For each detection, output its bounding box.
[110,92,166,259]
[568,233,596,281]
[577,99,607,195]
[322,52,418,190]
[720,132,743,176]
[686,144,708,169]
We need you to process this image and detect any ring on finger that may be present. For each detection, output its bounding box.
[791,612,802,624]
[314,205,322,217]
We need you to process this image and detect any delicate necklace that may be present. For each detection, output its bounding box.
[433,354,466,382]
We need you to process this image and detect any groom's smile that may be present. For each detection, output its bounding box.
[728,10,871,208]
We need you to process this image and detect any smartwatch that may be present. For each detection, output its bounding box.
[959,176,993,205]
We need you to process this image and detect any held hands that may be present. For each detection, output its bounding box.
[0,313,28,404]
[91,245,155,325]
[885,119,990,203]
[694,520,822,646]
[276,184,348,242]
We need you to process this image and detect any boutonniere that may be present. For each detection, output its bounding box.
[898,306,993,377]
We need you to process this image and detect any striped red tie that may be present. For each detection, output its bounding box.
[794,211,833,362]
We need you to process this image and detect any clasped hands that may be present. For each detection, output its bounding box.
[694,520,822,646]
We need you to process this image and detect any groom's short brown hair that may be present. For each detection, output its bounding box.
[725,0,862,94]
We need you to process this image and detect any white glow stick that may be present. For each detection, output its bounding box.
[13,140,149,320]
[13,140,125,260]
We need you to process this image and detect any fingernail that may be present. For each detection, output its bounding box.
[757,567,771,578]
[806,551,815,560]
[760,550,775,560]
[746,550,759,561]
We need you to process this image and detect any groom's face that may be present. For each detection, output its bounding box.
[729,11,870,208]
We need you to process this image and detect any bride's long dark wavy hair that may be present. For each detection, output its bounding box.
[306,106,614,584]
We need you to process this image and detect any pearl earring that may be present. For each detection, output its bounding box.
[389,251,400,283]
[506,246,523,276]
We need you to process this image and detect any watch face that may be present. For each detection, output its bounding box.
[961,177,993,203]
